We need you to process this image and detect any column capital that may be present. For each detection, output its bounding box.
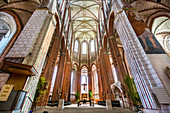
[109,36,116,39]
[54,36,59,39]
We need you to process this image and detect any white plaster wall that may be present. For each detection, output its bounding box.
[147,54,170,96]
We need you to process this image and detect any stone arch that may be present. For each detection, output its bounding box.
[60,35,65,50]
[149,15,170,56]
[103,35,108,51]
[111,83,123,94]
[111,83,126,107]
[147,12,170,30]
[108,11,115,37]
[73,63,79,69]
[90,63,96,69]
[80,64,88,70]
[55,13,60,36]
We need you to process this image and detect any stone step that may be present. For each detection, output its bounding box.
[35,107,137,113]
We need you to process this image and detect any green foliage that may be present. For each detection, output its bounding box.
[34,77,46,103]
[75,90,80,101]
[88,90,93,100]
[124,75,141,106]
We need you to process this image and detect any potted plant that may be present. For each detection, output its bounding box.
[75,90,80,101]
[124,74,141,109]
[75,90,80,106]
[88,90,93,100]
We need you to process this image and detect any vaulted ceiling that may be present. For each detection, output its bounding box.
[70,1,100,42]
[70,1,102,66]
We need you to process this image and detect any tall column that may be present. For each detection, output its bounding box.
[39,36,61,106]
[66,65,72,101]
[108,37,127,87]
[112,0,170,112]
[103,43,115,85]
[76,66,81,95]
[51,0,68,101]
[62,51,71,100]
[103,54,115,100]
[5,8,56,112]
[98,49,110,100]
[88,67,92,92]
[96,62,103,101]
[102,0,130,105]
[52,46,66,101]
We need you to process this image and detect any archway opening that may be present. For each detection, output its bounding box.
[70,65,77,101]
[151,16,170,56]
[91,65,99,101]
[81,66,88,100]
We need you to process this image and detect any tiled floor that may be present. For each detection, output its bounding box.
[64,104,106,108]
[35,104,137,113]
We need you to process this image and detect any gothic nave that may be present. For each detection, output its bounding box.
[0,0,170,113]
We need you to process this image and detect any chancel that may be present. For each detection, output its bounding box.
[0,0,170,113]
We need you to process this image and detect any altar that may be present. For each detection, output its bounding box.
[81,93,87,100]
[77,100,94,107]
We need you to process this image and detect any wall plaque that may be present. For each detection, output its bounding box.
[0,84,14,101]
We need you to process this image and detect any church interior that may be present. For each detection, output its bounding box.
[0,0,170,113]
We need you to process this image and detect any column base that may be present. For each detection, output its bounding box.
[106,99,112,110]
[57,99,64,111]
[144,109,161,113]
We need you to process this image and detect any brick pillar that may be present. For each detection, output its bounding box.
[108,37,127,87]
[112,0,170,111]
[96,63,103,101]
[52,47,66,101]
[65,62,72,101]
[66,64,72,101]
[98,50,110,100]
[5,9,56,112]
[103,52,115,84]
[76,66,81,95]
[88,67,92,92]
[62,51,71,100]
[38,36,61,106]
[103,46,115,100]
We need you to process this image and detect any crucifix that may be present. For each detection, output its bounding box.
[82,83,87,90]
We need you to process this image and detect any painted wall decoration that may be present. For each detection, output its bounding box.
[125,10,165,54]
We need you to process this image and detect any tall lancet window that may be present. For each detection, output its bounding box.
[92,65,99,99]
[70,65,77,100]
[81,66,88,94]
[82,42,87,54]
[91,40,95,53]
[74,40,78,52]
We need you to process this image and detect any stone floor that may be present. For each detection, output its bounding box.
[35,104,137,113]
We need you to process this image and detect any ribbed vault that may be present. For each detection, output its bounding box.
[70,0,101,67]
